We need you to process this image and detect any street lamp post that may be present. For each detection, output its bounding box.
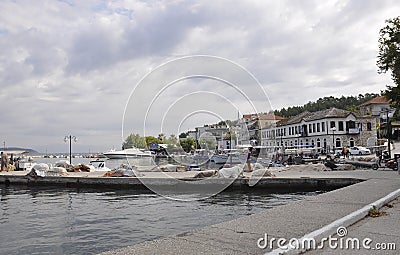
[64,135,77,165]
[383,108,394,159]
[331,127,336,154]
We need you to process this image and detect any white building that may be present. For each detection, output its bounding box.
[261,108,377,154]
[191,124,236,150]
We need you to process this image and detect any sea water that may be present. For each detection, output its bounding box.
[0,186,324,255]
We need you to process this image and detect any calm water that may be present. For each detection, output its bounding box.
[0,186,324,255]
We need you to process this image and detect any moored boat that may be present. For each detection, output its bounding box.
[103,148,153,159]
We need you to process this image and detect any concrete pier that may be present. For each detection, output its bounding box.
[0,169,362,191]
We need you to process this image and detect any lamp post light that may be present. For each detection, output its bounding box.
[64,135,77,165]
[331,127,336,154]
[382,108,395,159]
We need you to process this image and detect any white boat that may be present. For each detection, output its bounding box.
[103,148,153,159]
[16,159,36,171]
[89,160,111,172]
[211,149,246,164]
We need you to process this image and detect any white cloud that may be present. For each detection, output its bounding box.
[0,0,398,152]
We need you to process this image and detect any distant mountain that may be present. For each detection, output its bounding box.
[1,147,40,155]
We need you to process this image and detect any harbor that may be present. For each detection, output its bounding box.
[2,1,400,253]
[2,158,400,254]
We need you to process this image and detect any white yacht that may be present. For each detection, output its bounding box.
[103,148,153,159]
[211,149,246,164]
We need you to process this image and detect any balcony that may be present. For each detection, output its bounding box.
[347,128,360,134]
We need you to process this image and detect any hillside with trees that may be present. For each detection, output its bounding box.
[274,93,380,118]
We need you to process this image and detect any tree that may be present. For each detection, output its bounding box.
[199,139,216,150]
[157,133,166,143]
[122,133,146,149]
[179,132,188,139]
[165,134,178,148]
[179,138,195,152]
[145,136,161,147]
[377,16,400,108]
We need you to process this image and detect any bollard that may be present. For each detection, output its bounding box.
[398,158,400,174]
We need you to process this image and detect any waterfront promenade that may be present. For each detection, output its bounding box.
[95,169,400,255]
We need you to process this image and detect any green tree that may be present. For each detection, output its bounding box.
[378,16,400,108]
[179,138,196,152]
[122,133,146,149]
[165,134,178,148]
[179,132,188,139]
[157,133,166,143]
[199,139,216,150]
[145,136,161,147]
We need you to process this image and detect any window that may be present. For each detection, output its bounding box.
[367,122,372,131]
[330,121,336,129]
[309,124,312,133]
[317,123,320,132]
[349,138,355,147]
[335,138,341,148]
[338,121,344,131]
[322,122,325,132]
[317,138,321,148]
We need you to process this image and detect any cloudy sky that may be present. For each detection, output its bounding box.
[0,0,399,153]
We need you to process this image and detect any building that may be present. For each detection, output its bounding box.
[359,96,390,116]
[191,123,234,150]
[238,113,285,146]
[358,95,398,140]
[260,108,377,154]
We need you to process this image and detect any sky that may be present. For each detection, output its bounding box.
[0,0,399,153]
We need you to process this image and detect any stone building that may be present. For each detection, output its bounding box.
[260,108,377,154]
[238,113,285,146]
[359,96,390,116]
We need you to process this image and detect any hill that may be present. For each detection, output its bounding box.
[274,93,380,118]
[1,147,40,155]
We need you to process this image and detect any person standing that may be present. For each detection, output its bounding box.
[1,152,5,171]
[246,147,253,172]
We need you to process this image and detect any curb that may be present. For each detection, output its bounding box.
[267,188,400,254]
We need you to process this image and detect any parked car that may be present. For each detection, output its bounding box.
[334,148,343,155]
[349,146,370,155]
